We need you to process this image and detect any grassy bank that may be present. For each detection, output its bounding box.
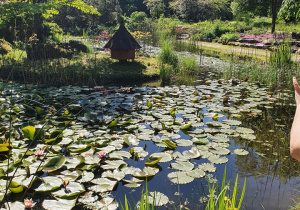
[0,50,159,87]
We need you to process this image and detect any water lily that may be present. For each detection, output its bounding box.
[98,152,107,161]
[63,178,70,187]
[24,198,36,209]
[112,134,119,139]
[34,148,44,158]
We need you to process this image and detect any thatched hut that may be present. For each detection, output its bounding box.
[104,25,141,61]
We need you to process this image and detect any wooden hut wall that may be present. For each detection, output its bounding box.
[111,49,135,60]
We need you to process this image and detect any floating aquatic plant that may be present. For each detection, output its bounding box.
[0,79,286,208]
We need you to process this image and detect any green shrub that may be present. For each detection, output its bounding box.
[182,57,197,74]
[219,33,240,44]
[203,30,216,40]
[43,22,64,42]
[83,41,94,53]
[0,39,12,54]
[253,17,272,28]
[126,11,148,31]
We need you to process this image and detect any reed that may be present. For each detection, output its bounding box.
[119,167,246,210]
[205,166,246,210]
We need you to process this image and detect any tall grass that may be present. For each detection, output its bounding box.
[120,167,246,210]
[205,167,246,210]
[158,40,179,70]
[270,40,292,68]
[182,56,197,74]
[120,181,155,210]
[158,40,179,83]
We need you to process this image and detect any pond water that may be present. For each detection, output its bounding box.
[0,55,300,210]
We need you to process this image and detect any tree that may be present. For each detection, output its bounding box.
[170,0,232,22]
[54,0,121,34]
[0,0,100,42]
[118,0,147,16]
[231,0,283,33]
[279,0,300,22]
[144,0,166,19]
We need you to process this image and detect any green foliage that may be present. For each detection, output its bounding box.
[279,0,300,22]
[144,0,166,19]
[43,22,64,42]
[205,166,246,210]
[154,16,179,43]
[171,0,232,22]
[182,57,197,74]
[126,11,148,31]
[0,39,12,55]
[219,33,240,44]
[159,40,179,70]
[252,17,272,28]
[120,182,155,210]
[270,40,292,67]
[0,0,100,42]
[160,64,173,83]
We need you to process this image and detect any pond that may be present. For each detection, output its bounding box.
[0,59,299,210]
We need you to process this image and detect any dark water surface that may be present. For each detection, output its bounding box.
[113,55,300,210]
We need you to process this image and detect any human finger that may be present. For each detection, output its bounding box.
[293,77,300,94]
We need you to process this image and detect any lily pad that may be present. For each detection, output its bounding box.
[198,163,216,172]
[234,149,249,156]
[186,168,206,178]
[92,197,118,210]
[240,134,256,140]
[102,170,125,181]
[132,167,159,178]
[43,155,66,172]
[236,127,255,134]
[208,155,228,164]
[109,151,132,159]
[182,147,201,159]
[101,160,127,170]
[167,172,194,184]
[77,171,94,183]
[175,139,193,147]
[222,119,242,126]
[123,134,139,146]
[90,178,117,193]
[9,181,24,193]
[148,191,169,206]
[22,126,36,140]
[43,198,77,210]
[145,156,162,165]
[150,152,173,163]
[52,181,85,198]
[171,161,194,171]
[35,176,63,192]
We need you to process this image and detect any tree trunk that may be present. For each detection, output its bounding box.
[271,0,278,33]
[33,0,44,41]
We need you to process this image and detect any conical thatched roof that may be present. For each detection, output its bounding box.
[104,25,141,50]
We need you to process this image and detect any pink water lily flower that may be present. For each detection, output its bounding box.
[112,134,119,139]
[34,148,44,158]
[24,198,36,209]
[99,152,107,160]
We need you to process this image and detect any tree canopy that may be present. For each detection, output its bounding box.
[0,0,100,42]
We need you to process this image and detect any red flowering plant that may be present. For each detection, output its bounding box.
[96,30,109,43]
[175,26,184,38]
